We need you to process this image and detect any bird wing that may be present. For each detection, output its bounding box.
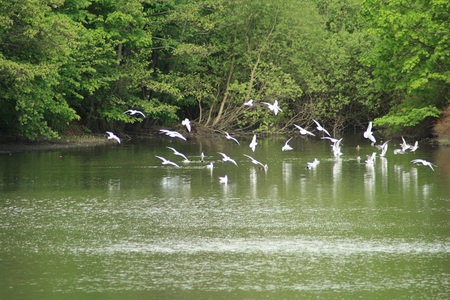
[155,155,166,162]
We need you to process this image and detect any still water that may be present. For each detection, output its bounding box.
[0,135,449,299]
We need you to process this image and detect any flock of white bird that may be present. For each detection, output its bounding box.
[106,105,436,184]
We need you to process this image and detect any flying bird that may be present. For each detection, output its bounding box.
[124,109,146,118]
[155,155,181,168]
[181,118,191,132]
[331,138,343,157]
[106,131,121,144]
[224,132,240,145]
[243,154,268,172]
[312,119,331,136]
[400,136,411,152]
[262,100,282,115]
[166,147,189,162]
[363,122,376,144]
[294,124,315,136]
[244,99,254,107]
[365,152,377,164]
[306,158,320,170]
[219,175,228,184]
[380,141,389,157]
[249,134,257,152]
[159,129,187,141]
[411,159,435,171]
[321,136,339,144]
[410,141,419,152]
[282,137,293,151]
[218,152,238,166]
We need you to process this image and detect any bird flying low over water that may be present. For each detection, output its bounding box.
[331,138,343,157]
[166,147,189,162]
[411,159,435,171]
[182,118,191,132]
[218,152,238,166]
[225,132,240,145]
[249,134,257,152]
[306,158,320,170]
[106,131,121,144]
[124,109,146,118]
[294,124,315,136]
[312,119,330,137]
[219,175,228,184]
[410,141,419,152]
[380,141,389,157]
[155,155,181,168]
[262,100,282,115]
[243,154,267,170]
[365,152,377,164]
[244,99,254,107]
[282,137,293,151]
[159,129,187,141]
[400,136,411,152]
[363,121,376,144]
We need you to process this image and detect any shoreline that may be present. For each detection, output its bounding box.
[0,130,447,154]
[0,134,110,154]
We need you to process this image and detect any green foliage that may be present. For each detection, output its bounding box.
[374,105,440,132]
[0,0,446,140]
[361,0,449,135]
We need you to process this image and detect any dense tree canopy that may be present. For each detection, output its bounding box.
[0,0,448,140]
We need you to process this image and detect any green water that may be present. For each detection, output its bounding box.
[0,135,449,299]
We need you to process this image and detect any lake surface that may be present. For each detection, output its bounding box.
[0,134,449,299]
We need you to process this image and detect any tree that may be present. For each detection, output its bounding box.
[361,0,449,134]
[0,0,80,140]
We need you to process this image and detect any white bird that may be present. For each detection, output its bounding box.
[312,119,330,136]
[166,146,189,162]
[106,131,121,144]
[306,158,320,170]
[159,129,187,141]
[155,155,180,168]
[243,154,266,168]
[282,137,293,151]
[244,99,254,107]
[365,152,377,164]
[321,136,339,144]
[206,162,214,170]
[294,124,316,136]
[400,136,411,152]
[218,152,238,166]
[124,109,146,118]
[224,132,240,145]
[394,148,405,155]
[200,152,205,162]
[410,141,419,152]
[411,159,435,171]
[181,118,191,132]
[249,134,257,152]
[380,141,389,157]
[363,122,376,144]
[331,138,343,157]
[262,100,282,115]
[219,175,228,184]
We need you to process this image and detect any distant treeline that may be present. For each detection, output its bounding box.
[0,0,448,140]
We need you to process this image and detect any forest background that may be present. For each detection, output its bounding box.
[0,0,449,142]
